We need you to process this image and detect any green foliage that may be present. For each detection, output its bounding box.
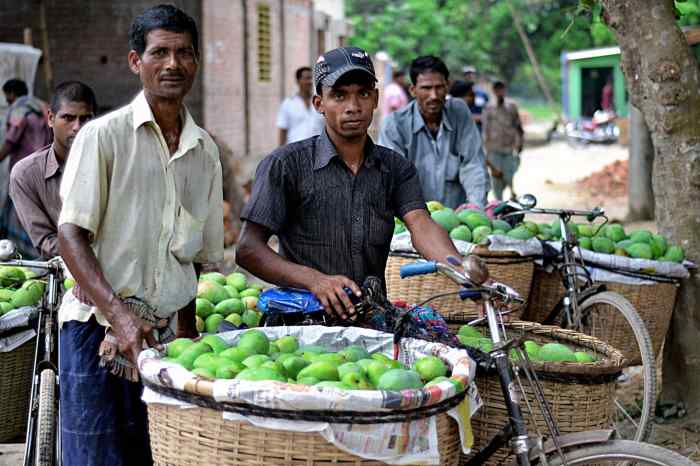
[347,0,700,103]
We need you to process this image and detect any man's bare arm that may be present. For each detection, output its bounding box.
[403,209,460,263]
[236,221,360,318]
[58,223,157,363]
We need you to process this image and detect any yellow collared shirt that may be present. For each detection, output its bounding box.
[58,91,224,327]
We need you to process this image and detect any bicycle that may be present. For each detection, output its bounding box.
[399,255,694,466]
[0,239,63,466]
[493,194,656,443]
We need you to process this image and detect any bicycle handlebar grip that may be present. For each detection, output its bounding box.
[458,289,482,301]
[586,207,603,222]
[399,261,437,278]
[492,202,510,216]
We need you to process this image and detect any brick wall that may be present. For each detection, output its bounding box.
[0,0,203,121]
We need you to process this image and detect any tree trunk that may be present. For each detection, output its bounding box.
[601,0,700,416]
[627,105,655,221]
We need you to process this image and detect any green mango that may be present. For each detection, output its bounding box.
[432,208,461,232]
[214,298,244,316]
[630,230,653,244]
[200,272,227,286]
[458,211,490,231]
[472,225,492,244]
[578,237,592,250]
[492,219,513,233]
[592,237,614,254]
[195,298,215,319]
[625,243,653,260]
[177,342,213,370]
[449,225,472,242]
[167,338,195,359]
[663,246,685,263]
[376,369,423,390]
[650,234,668,259]
[0,288,15,302]
[297,362,339,382]
[604,224,626,242]
[507,226,534,241]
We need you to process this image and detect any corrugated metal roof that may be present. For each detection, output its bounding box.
[564,46,621,62]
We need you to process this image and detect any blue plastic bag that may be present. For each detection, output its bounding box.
[257,287,324,315]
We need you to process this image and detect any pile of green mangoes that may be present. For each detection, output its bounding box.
[394,201,517,244]
[457,325,597,363]
[394,201,686,264]
[195,272,264,333]
[0,266,46,315]
[163,329,465,392]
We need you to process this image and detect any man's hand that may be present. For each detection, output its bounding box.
[109,300,160,364]
[490,167,503,179]
[308,273,361,321]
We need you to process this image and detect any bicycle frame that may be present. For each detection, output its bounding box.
[0,256,63,466]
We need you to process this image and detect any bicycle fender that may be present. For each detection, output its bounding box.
[542,284,607,325]
[527,429,615,461]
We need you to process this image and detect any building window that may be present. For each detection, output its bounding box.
[257,3,272,82]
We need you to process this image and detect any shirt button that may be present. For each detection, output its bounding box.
[354,216,360,223]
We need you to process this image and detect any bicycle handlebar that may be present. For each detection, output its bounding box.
[494,195,605,222]
[0,257,62,271]
[399,260,524,305]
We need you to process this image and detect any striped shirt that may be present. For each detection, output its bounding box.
[241,130,425,288]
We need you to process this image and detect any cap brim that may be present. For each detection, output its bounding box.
[321,65,377,88]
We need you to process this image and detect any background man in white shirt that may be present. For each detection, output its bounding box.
[277,66,324,145]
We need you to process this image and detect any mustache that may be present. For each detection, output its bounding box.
[160,72,185,79]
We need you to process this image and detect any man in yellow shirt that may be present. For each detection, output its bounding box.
[57,6,223,465]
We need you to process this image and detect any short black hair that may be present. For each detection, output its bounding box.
[449,80,475,98]
[493,80,506,90]
[409,56,449,85]
[392,68,405,80]
[129,4,199,56]
[50,81,98,114]
[2,79,28,97]
[295,66,312,81]
[318,70,375,96]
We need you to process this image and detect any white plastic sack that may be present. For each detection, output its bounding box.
[140,326,480,465]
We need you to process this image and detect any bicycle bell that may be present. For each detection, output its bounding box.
[0,240,17,261]
[517,193,537,209]
[463,254,490,285]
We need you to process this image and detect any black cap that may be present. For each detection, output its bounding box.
[313,47,377,92]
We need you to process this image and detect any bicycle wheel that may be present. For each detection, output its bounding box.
[542,439,696,465]
[35,368,57,466]
[574,291,656,443]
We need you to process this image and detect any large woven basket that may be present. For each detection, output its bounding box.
[148,403,461,466]
[386,249,535,322]
[461,321,625,466]
[523,266,679,364]
[0,337,35,442]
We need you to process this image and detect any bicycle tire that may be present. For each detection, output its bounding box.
[576,291,656,443]
[541,439,696,465]
[35,368,57,466]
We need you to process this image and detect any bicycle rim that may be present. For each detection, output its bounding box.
[35,368,57,466]
[543,439,696,466]
[575,291,656,442]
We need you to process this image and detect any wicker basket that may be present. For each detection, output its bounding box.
[523,266,679,364]
[0,336,35,442]
[386,249,535,322]
[461,321,625,466]
[148,403,461,466]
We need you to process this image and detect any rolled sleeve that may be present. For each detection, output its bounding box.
[240,154,288,233]
[58,124,109,236]
[276,101,290,130]
[195,155,224,264]
[9,169,58,257]
[378,115,406,156]
[391,156,426,217]
[458,116,490,209]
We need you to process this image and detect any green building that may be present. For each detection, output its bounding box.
[561,46,627,120]
[561,33,700,120]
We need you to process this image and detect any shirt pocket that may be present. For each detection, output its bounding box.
[170,205,205,263]
[446,152,461,181]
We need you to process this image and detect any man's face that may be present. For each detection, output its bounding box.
[495,86,507,103]
[298,70,313,96]
[464,71,476,83]
[411,71,448,120]
[128,29,198,101]
[3,91,16,105]
[313,80,378,141]
[49,101,95,155]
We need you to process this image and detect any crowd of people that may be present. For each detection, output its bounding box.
[0,4,528,465]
